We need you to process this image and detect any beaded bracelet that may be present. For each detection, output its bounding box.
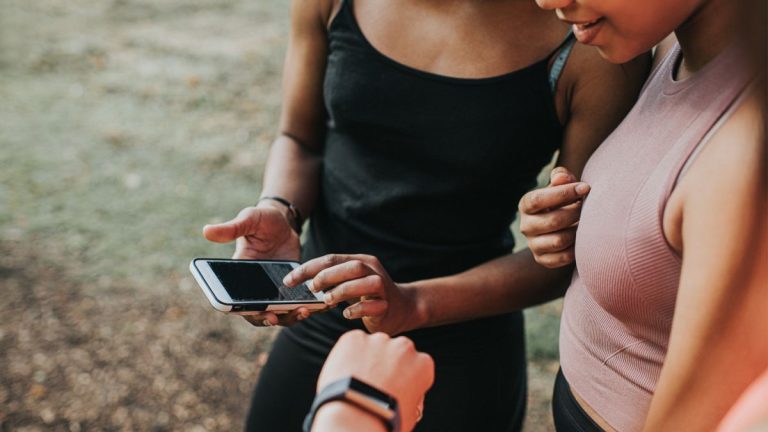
[257,196,304,235]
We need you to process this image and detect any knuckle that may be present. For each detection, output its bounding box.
[348,329,366,339]
[293,266,307,280]
[393,336,415,351]
[322,254,338,267]
[546,214,564,231]
[369,275,384,291]
[351,260,367,274]
[537,254,556,268]
[370,332,390,343]
[524,193,541,212]
[551,235,565,250]
[417,353,435,372]
[340,329,365,344]
[359,254,376,263]
[560,250,575,264]
[332,283,346,298]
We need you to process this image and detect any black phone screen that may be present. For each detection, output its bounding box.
[208,261,316,302]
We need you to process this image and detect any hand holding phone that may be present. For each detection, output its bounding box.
[202,205,304,325]
[190,258,327,326]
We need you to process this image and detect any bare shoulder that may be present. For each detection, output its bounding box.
[690,91,764,185]
[664,91,764,253]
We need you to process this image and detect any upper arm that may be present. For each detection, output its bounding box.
[643,93,768,430]
[556,44,650,177]
[278,0,337,151]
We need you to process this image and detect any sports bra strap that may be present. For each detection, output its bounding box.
[549,32,576,92]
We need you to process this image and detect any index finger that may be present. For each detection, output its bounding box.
[519,182,591,214]
[284,254,367,287]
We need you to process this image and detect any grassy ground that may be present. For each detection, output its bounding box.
[0,1,561,430]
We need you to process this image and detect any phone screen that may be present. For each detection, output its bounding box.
[208,261,316,302]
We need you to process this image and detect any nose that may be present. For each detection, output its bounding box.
[536,0,573,11]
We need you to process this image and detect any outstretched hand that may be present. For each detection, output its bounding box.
[203,205,301,261]
[202,204,311,326]
[519,167,590,268]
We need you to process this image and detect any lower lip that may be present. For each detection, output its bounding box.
[572,19,604,45]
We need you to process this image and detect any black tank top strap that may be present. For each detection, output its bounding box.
[548,31,576,92]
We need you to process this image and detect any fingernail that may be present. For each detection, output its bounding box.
[575,183,590,195]
[282,274,293,285]
[343,308,352,319]
[551,167,566,176]
[297,314,306,321]
[324,292,334,305]
[262,319,272,327]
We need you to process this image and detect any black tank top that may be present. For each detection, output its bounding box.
[303,0,573,285]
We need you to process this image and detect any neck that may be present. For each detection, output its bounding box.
[674,0,737,79]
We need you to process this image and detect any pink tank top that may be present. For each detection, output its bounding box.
[560,43,751,431]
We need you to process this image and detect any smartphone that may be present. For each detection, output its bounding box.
[189,258,325,314]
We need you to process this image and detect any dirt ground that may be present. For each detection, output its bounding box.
[0,1,560,430]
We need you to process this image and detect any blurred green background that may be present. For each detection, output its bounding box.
[0,0,561,430]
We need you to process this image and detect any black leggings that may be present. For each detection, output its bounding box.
[245,309,528,432]
[552,369,604,432]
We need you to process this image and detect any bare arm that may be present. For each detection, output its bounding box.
[520,45,651,268]
[202,0,336,326]
[259,0,335,220]
[643,94,768,430]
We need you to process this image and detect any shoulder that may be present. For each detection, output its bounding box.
[291,0,339,31]
[693,91,764,183]
[678,89,765,237]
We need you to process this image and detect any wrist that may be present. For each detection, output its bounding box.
[257,195,303,235]
[312,401,388,432]
[400,282,430,332]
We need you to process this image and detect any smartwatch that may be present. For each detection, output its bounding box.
[303,376,401,432]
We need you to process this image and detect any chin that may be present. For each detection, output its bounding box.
[595,44,646,64]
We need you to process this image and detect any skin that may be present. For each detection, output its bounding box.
[204,0,648,329]
[311,331,434,432]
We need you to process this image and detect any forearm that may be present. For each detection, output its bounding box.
[403,249,572,331]
[312,401,388,432]
[260,134,323,218]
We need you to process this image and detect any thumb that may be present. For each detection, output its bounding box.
[203,211,256,243]
[549,166,577,187]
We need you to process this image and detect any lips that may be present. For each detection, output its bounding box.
[570,17,605,45]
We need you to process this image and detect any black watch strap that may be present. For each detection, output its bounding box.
[303,377,401,432]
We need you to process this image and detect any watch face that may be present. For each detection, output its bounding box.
[348,377,396,409]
